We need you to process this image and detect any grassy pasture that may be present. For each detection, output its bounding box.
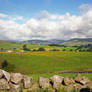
[0,51,92,74]
[0,42,76,51]
[0,42,92,81]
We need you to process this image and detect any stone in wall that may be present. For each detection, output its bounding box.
[10,73,23,84]
[63,77,75,86]
[23,75,33,89]
[74,73,91,85]
[0,69,10,82]
[0,69,92,92]
[50,75,63,90]
[0,79,10,90]
[38,77,50,90]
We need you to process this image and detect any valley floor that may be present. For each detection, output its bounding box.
[0,51,92,80]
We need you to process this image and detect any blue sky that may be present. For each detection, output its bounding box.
[0,0,92,40]
[0,0,92,18]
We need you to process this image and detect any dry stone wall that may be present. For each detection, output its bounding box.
[0,69,92,92]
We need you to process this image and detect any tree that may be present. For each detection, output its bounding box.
[50,49,60,51]
[13,48,17,51]
[38,47,45,51]
[70,49,73,51]
[62,49,66,51]
[1,60,16,72]
[87,47,92,52]
[1,48,4,51]
[32,49,36,52]
[22,44,30,51]
[1,60,8,68]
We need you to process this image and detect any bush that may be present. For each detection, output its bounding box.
[1,48,4,51]
[50,49,60,51]
[1,60,16,72]
[49,44,61,47]
[1,60,8,68]
[70,49,73,51]
[13,48,17,51]
[22,44,30,51]
[38,47,45,51]
[32,49,37,52]
[62,49,66,51]
[79,49,82,52]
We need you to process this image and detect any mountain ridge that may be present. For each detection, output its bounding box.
[0,38,92,45]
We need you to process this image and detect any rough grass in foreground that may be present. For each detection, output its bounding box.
[0,51,92,75]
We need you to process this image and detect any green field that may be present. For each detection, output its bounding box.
[0,42,76,51]
[0,51,92,75]
[0,41,92,81]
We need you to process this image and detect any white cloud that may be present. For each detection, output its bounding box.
[0,13,8,18]
[79,4,92,14]
[0,13,24,21]
[0,4,92,41]
[11,16,24,21]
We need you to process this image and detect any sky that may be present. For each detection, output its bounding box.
[0,0,92,40]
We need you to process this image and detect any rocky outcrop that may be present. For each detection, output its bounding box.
[0,69,92,92]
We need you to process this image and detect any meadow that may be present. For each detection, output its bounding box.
[0,51,92,81]
[0,41,92,82]
[0,42,76,51]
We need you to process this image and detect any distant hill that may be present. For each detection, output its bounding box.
[22,39,65,45]
[0,40,14,43]
[22,38,92,46]
[1,38,92,46]
[62,38,92,46]
[0,40,19,44]
[68,38,92,42]
[0,40,11,42]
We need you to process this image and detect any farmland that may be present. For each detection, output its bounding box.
[0,41,92,82]
[0,42,76,51]
[0,51,92,79]
[0,39,92,52]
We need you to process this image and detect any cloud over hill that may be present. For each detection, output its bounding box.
[0,4,92,41]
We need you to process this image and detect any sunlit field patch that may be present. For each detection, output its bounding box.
[0,51,92,75]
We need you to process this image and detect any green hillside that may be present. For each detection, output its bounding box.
[0,41,76,51]
[62,41,92,46]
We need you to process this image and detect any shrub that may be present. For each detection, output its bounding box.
[13,48,17,51]
[1,60,8,68]
[49,44,61,47]
[38,47,45,51]
[1,60,16,72]
[32,49,37,52]
[22,44,30,51]
[70,49,73,51]
[1,48,4,51]
[79,49,82,52]
[62,49,66,51]
[50,49,60,51]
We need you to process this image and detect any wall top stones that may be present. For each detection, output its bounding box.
[0,69,92,92]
